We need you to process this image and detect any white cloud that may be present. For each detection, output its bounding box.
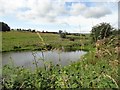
[15,0,69,23]
[0,0,115,21]
[83,6,112,18]
[64,0,119,2]
[0,0,118,33]
[69,2,112,18]
[0,0,26,15]
[70,3,87,15]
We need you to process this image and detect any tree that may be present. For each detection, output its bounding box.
[59,30,63,34]
[60,33,66,38]
[0,22,10,32]
[91,22,113,42]
[32,30,35,32]
[28,29,31,32]
[59,30,66,38]
[112,29,120,35]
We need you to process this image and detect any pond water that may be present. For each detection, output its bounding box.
[2,50,87,69]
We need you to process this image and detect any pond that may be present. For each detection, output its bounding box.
[2,50,87,69]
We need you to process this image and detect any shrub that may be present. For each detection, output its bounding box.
[60,33,66,38]
[69,38,75,41]
[91,22,113,42]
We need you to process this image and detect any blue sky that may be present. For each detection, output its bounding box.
[0,0,118,33]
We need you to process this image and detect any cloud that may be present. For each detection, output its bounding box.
[56,9,117,33]
[70,3,87,15]
[0,0,114,22]
[0,0,26,15]
[15,0,69,23]
[69,2,112,18]
[0,0,118,33]
[83,6,112,18]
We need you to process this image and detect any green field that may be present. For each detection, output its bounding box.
[2,31,93,52]
[2,31,119,89]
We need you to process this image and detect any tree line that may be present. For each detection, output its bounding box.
[1,22,119,41]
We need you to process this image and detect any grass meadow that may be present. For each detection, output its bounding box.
[2,31,93,52]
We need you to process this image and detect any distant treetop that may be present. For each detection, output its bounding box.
[0,22,10,32]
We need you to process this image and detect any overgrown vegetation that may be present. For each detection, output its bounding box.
[2,22,120,89]
[2,35,119,89]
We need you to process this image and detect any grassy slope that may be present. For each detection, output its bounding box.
[2,31,93,52]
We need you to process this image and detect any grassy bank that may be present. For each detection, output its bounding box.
[2,33,119,89]
[2,31,93,52]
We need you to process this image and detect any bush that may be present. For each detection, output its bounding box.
[91,22,113,42]
[59,30,66,38]
[69,38,75,41]
[13,45,21,50]
[60,33,66,38]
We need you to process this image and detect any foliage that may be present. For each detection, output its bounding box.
[0,22,10,32]
[60,33,66,38]
[2,35,119,89]
[91,22,114,42]
[59,30,66,38]
[2,23,119,89]
[59,30,62,34]
[112,29,120,35]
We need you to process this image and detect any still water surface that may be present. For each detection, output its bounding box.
[2,50,87,68]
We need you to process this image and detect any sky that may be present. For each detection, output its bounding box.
[0,0,119,33]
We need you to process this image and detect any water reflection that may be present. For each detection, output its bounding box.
[2,50,87,68]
